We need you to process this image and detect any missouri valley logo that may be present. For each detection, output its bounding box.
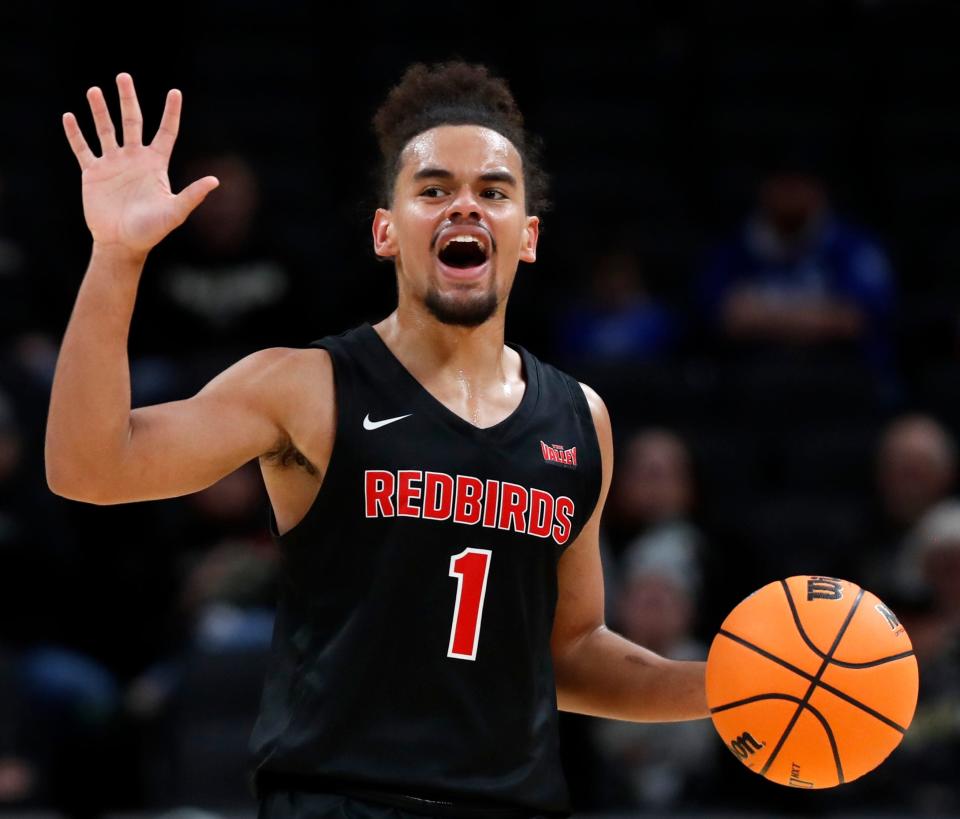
[541,441,577,468]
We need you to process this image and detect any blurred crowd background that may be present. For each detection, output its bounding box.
[2,1,960,817]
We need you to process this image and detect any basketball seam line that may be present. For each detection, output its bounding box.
[823,650,916,670]
[714,629,908,734]
[711,693,842,774]
[780,579,910,669]
[758,585,865,783]
[783,579,844,663]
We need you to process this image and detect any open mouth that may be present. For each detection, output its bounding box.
[437,235,489,270]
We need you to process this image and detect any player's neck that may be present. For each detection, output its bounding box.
[373,305,511,387]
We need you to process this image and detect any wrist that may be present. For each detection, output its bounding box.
[91,241,150,268]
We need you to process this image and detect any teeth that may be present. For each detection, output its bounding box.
[441,234,485,252]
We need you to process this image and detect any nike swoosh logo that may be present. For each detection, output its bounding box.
[363,413,413,431]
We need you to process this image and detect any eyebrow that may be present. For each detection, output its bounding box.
[412,167,517,186]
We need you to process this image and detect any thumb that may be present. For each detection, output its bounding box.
[174,175,220,221]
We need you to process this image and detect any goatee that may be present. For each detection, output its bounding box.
[424,288,499,327]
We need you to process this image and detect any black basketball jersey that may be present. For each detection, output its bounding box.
[248,322,602,816]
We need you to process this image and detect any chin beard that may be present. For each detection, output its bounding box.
[423,287,499,327]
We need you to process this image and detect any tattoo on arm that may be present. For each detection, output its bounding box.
[626,653,652,666]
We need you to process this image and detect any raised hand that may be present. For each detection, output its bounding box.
[62,72,220,256]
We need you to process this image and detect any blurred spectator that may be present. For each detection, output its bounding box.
[592,535,715,810]
[0,169,59,412]
[602,426,738,638]
[555,248,681,364]
[618,531,705,658]
[0,171,33,350]
[0,388,80,648]
[561,429,708,810]
[130,151,313,390]
[605,428,699,556]
[0,383,137,814]
[125,463,278,723]
[880,416,956,529]
[0,757,33,806]
[897,500,960,614]
[878,501,960,814]
[858,414,957,595]
[0,647,32,807]
[115,464,279,807]
[697,159,895,377]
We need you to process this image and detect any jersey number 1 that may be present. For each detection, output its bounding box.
[447,548,492,661]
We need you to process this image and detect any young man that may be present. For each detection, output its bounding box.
[47,63,708,818]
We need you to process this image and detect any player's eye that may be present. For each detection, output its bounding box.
[482,189,507,200]
[421,186,446,198]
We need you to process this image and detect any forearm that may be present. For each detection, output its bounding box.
[45,242,147,497]
[554,625,708,722]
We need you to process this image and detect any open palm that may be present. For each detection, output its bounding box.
[62,72,219,254]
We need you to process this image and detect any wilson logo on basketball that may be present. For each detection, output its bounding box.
[709,576,920,789]
[807,576,843,601]
[729,731,764,760]
[789,762,814,788]
[875,602,903,633]
[541,441,577,468]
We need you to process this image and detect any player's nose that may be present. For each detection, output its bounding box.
[445,183,482,220]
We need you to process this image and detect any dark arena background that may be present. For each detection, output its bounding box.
[1,2,959,817]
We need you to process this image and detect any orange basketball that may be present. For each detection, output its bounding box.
[705,575,919,788]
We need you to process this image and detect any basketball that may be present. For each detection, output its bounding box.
[705,575,919,789]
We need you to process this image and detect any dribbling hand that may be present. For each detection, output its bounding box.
[62,72,220,256]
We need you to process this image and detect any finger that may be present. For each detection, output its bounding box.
[62,112,96,170]
[150,89,181,159]
[86,86,119,154]
[116,72,143,147]
[173,176,220,224]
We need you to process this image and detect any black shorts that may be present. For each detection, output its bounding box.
[258,790,553,819]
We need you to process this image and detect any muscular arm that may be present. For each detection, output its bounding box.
[43,243,284,502]
[45,73,327,504]
[550,384,709,722]
[45,264,323,505]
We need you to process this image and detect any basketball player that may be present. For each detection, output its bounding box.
[46,64,708,818]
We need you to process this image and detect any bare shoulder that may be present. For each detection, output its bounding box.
[256,345,334,393]
[576,381,614,507]
[219,346,333,412]
[577,382,612,445]
[205,345,329,384]
[244,346,336,531]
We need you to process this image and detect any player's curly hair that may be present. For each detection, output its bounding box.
[372,61,549,215]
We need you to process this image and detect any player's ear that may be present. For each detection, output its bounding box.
[519,215,539,264]
[373,208,398,258]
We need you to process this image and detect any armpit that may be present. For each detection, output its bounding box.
[263,433,319,477]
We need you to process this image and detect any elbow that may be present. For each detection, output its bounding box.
[44,449,73,499]
[551,623,606,686]
[47,480,114,505]
[44,452,110,505]
[44,442,76,499]
[552,623,604,665]
[45,469,97,503]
